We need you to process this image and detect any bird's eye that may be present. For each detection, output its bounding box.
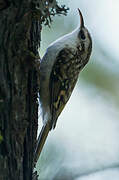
[79,30,86,40]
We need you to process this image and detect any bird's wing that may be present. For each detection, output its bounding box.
[49,47,81,129]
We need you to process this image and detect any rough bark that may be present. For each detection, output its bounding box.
[0,0,68,179]
[0,1,39,180]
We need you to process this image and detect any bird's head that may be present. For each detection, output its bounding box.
[77,8,92,64]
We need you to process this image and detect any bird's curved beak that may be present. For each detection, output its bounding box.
[78,8,84,28]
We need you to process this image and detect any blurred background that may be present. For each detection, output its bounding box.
[36,0,119,179]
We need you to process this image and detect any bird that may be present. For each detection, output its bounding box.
[34,8,92,163]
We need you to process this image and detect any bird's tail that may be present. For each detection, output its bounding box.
[34,122,50,163]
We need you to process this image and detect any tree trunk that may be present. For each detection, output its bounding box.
[0,0,68,179]
[0,1,39,180]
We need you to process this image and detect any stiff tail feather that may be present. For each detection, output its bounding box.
[34,122,50,163]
